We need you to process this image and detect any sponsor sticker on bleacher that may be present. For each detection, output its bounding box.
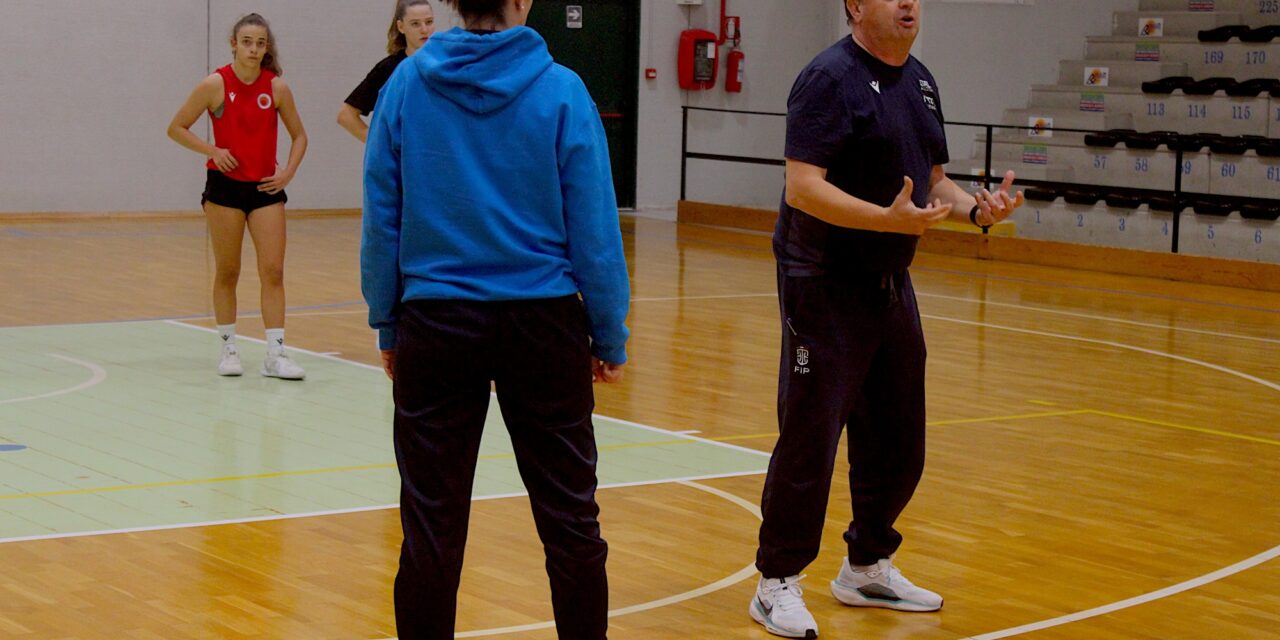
[1080,92,1106,112]
[1135,42,1161,62]
[1028,116,1054,138]
[1139,17,1165,37]
[1023,145,1049,165]
[1084,67,1110,87]
[1188,1,1214,11]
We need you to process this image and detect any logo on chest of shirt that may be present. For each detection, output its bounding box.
[257,93,273,110]
[918,79,938,111]
[229,91,237,103]
[869,80,881,94]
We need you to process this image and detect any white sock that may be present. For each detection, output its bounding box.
[265,328,285,355]
[217,324,237,352]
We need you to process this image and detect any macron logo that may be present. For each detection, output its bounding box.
[870,81,880,94]
[229,92,237,103]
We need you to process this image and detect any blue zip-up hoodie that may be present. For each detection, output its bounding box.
[361,27,630,364]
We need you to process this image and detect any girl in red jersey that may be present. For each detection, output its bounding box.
[167,13,309,380]
[339,0,436,143]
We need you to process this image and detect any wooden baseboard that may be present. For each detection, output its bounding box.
[676,200,777,233]
[0,208,361,223]
[678,200,1280,293]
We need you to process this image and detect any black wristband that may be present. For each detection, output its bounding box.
[969,204,991,230]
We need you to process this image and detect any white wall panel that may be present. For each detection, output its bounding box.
[0,1,206,212]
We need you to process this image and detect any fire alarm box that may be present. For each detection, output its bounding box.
[678,29,718,90]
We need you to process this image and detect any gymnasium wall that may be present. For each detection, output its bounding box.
[0,1,1135,215]
[637,1,844,213]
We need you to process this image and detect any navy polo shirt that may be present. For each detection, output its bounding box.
[774,36,949,275]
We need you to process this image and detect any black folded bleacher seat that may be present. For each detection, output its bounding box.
[1240,135,1269,152]
[1255,139,1280,158]
[1123,130,1177,150]
[1240,25,1280,43]
[1063,189,1103,206]
[1198,25,1251,42]
[1025,188,1060,202]
[1141,76,1196,94]
[1225,78,1280,97]
[1168,134,1214,152]
[1189,195,1237,217]
[1084,129,1128,147]
[1208,136,1250,155]
[1182,77,1238,96]
[1147,195,1185,214]
[1104,192,1143,209]
[1240,200,1280,221]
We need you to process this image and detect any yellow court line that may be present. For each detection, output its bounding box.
[928,409,1092,427]
[0,437,749,501]
[8,408,1271,502]
[1087,409,1280,447]
[710,433,777,442]
[704,409,1094,442]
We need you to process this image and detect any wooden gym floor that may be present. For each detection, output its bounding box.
[0,214,1277,639]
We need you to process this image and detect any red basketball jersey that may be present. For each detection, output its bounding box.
[207,65,279,182]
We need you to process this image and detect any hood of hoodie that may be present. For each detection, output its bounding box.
[415,26,554,115]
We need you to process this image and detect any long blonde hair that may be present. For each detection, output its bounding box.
[387,0,434,54]
[231,13,283,76]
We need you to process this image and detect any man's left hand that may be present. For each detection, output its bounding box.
[972,170,1026,227]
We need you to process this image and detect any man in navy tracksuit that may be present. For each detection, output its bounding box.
[748,1,1025,637]
[361,1,629,638]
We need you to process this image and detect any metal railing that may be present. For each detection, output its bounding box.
[679,106,1278,254]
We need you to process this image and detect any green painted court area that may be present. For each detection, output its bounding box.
[0,320,767,541]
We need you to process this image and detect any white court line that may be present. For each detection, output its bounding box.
[0,504,398,545]
[923,314,1280,394]
[125,290,1280,346]
[32,317,1277,636]
[165,320,384,372]
[0,354,106,405]
[403,480,765,639]
[167,320,774,460]
[0,470,768,546]
[182,293,781,321]
[0,321,768,546]
[918,291,1280,345]
[958,545,1280,640]
[631,293,777,303]
[923,313,1280,638]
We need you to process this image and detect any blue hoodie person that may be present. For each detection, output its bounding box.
[360,7,627,639]
[362,26,629,364]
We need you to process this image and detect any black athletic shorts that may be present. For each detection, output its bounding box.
[201,169,287,215]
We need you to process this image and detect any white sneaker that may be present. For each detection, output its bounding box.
[749,575,818,639]
[217,347,243,376]
[830,556,943,612]
[261,352,305,380]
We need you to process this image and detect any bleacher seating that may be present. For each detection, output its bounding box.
[949,0,1280,262]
